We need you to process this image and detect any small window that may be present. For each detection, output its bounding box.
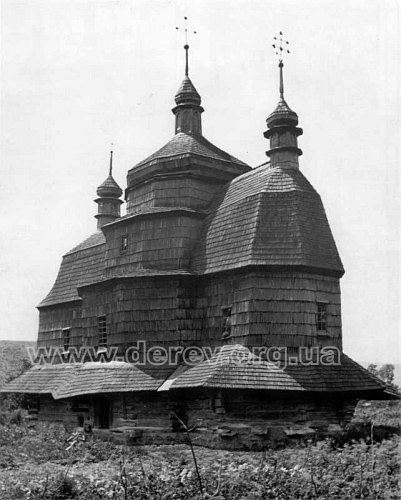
[317,303,328,332]
[221,306,232,338]
[97,316,108,347]
[62,328,71,352]
[121,235,128,253]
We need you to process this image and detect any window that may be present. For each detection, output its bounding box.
[221,306,232,338]
[121,235,128,253]
[97,316,108,347]
[62,327,71,352]
[316,303,328,332]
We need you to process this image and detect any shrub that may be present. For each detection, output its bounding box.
[9,408,23,425]
[0,422,399,499]
[52,473,78,499]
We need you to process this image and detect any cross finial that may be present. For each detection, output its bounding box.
[272,31,290,62]
[176,16,197,76]
[109,143,113,176]
[272,32,290,99]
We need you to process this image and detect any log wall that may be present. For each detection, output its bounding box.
[36,389,357,450]
[38,395,93,427]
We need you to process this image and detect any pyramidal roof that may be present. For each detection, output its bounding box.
[133,132,248,168]
[129,44,249,175]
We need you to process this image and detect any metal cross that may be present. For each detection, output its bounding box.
[176,16,197,76]
[272,31,290,61]
[175,16,197,46]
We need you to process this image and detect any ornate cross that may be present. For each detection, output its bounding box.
[176,16,197,76]
[272,31,290,62]
[272,32,290,99]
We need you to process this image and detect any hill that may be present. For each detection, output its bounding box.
[0,340,36,389]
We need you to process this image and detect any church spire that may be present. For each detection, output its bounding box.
[95,148,123,229]
[264,33,303,169]
[172,17,204,135]
[279,60,284,99]
[109,148,113,176]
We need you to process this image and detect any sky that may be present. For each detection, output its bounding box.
[0,0,400,369]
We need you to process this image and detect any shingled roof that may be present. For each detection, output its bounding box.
[133,132,248,169]
[0,364,77,397]
[175,76,201,106]
[38,232,106,308]
[1,362,166,399]
[168,345,390,394]
[191,164,344,276]
[169,345,301,391]
[96,175,123,198]
[2,349,392,397]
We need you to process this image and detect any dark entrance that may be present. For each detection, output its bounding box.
[94,397,112,429]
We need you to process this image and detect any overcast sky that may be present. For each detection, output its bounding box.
[0,0,399,367]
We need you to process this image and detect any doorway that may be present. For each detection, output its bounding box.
[94,397,112,429]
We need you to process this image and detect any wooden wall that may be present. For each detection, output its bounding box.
[126,176,223,213]
[36,389,357,450]
[38,269,342,352]
[196,270,342,349]
[103,213,204,272]
[37,302,83,349]
[182,388,356,449]
[38,395,92,427]
[80,276,199,349]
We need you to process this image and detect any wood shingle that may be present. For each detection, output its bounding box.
[191,165,344,276]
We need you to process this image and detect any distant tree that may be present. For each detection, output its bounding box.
[1,357,32,412]
[5,357,32,384]
[367,363,399,393]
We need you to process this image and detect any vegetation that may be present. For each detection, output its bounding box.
[0,351,399,498]
[0,341,33,416]
[0,415,399,499]
[0,341,34,388]
[367,364,400,394]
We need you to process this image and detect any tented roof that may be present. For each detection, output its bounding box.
[191,164,344,276]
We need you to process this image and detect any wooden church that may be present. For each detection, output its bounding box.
[3,42,394,449]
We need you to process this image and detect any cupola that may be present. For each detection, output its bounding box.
[172,44,204,135]
[264,58,303,169]
[94,150,123,229]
